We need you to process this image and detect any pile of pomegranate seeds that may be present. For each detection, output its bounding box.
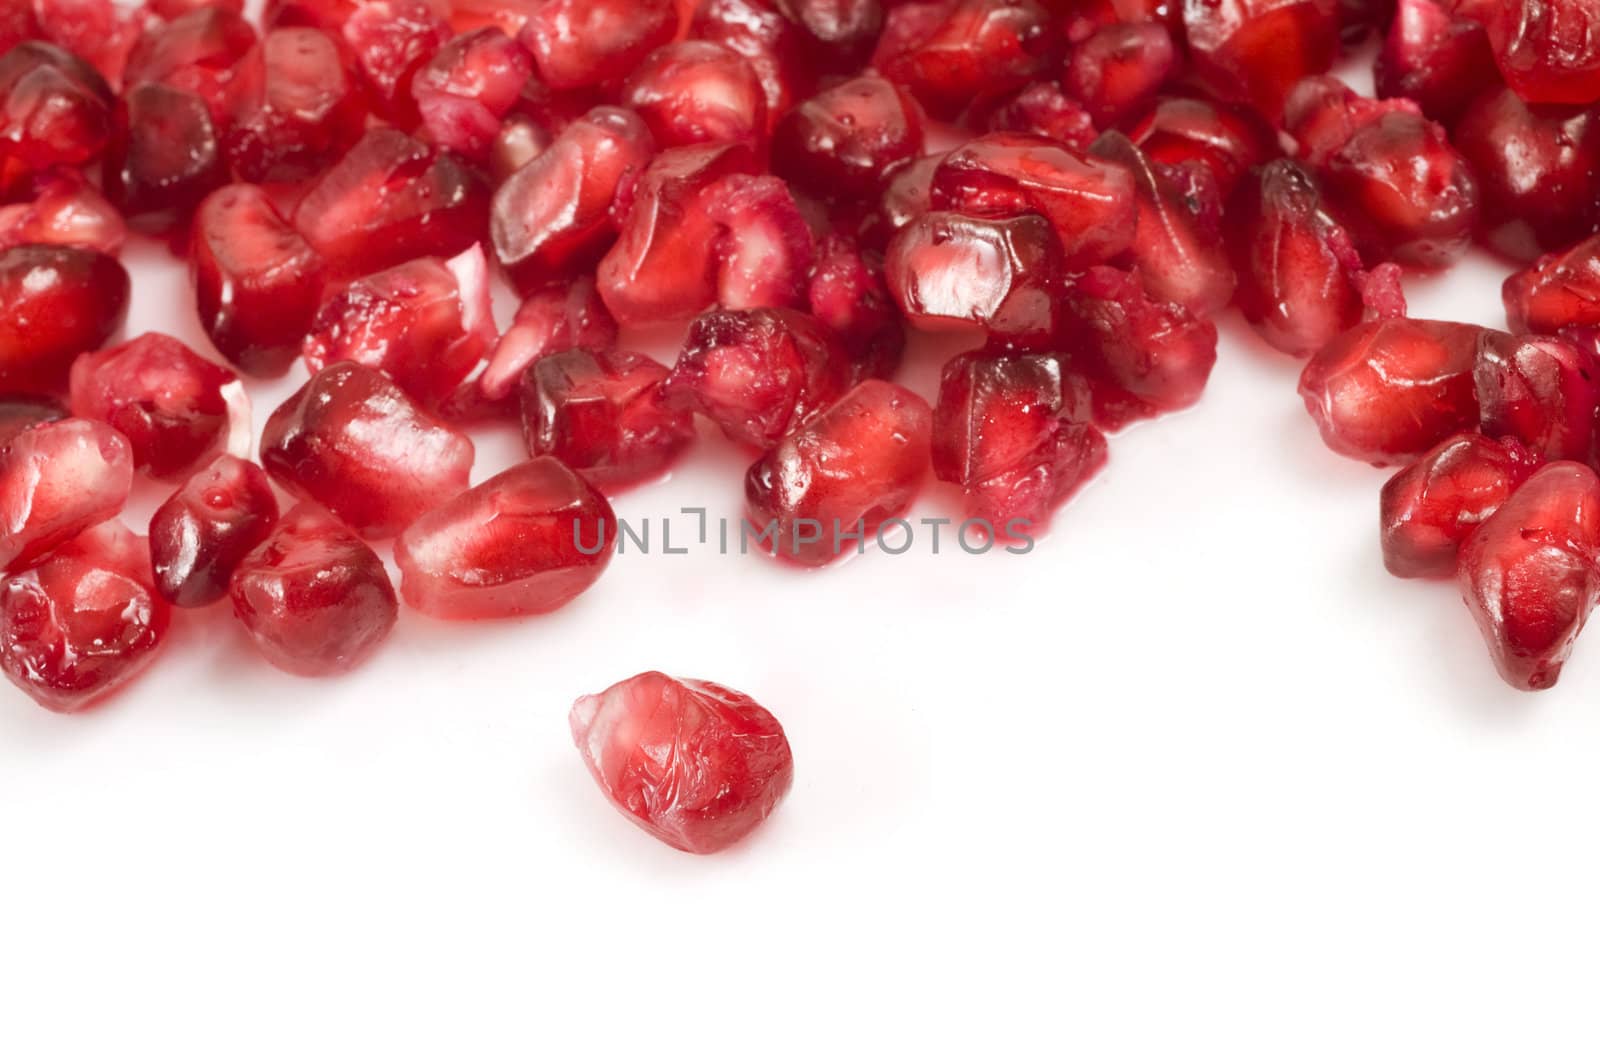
[7,0,1600,848]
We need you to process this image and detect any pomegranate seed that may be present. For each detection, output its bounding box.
[293,128,490,281]
[570,672,793,854]
[490,113,552,183]
[872,0,1056,120]
[1458,461,1600,690]
[229,504,398,677]
[303,245,495,413]
[191,183,326,378]
[520,347,694,487]
[69,332,248,481]
[412,28,534,164]
[492,106,656,295]
[1182,0,1340,122]
[1298,318,1484,465]
[0,418,132,572]
[341,0,452,124]
[1504,234,1600,334]
[1126,94,1278,200]
[596,141,758,326]
[0,40,115,170]
[33,0,140,88]
[395,456,616,619]
[263,0,359,32]
[807,232,906,383]
[0,169,124,255]
[1381,432,1538,579]
[707,174,815,311]
[623,41,767,148]
[0,520,168,712]
[771,75,923,203]
[222,27,366,184]
[1487,0,1600,105]
[123,7,257,118]
[745,379,932,566]
[0,396,66,447]
[520,0,679,90]
[786,0,884,68]
[1474,331,1600,462]
[663,307,851,450]
[984,82,1098,153]
[930,132,1136,268]
[1374,0,1497,126]
[0,5,40,57]
[932,349,1108,537]
[1063,21,1177,130]
[481,276,619,408]
[260,363,475,539]
[877,152,943,234]
[0,244,129,392]
[103,83,226,236]
[691,0,816,119]
[149,454,279,608]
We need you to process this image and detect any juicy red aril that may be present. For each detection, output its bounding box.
[745,379,932,567]
[0,396,66,447]
[1062,21,1177,130]
[260,363,474,539]
[771,75,924,204]
[341,0,451,124]
[1373,0,1496,127]
[492,106,656,295]
[1488,0,1600,105]
[412,28,534,164]
[932,350,1107,537]
[490,114,552,184]
[32,0,140,87]
[395,456,616,619]
[0,169,124,255]
[1503,234,1600,334]
[984,82,1098,153]
[0,244,129,391]
[787,0,884,68]
[570,672,793,854]
[1458,461,1600,691]
[520,348,694,488]
[69,332,247,481]
[1182,0,1340,123]
[1474,331,1600,462]
[623,41,766,148]
[0,520,168,712]
[481,276,619,408]
[104,83,226,236]
[0,40,115,170]
[123,7,258,118]
[1298,318,1484,465]
[691,0,817,120]
[878,152,943,234]
[0,418,131,572]
[303,245,495,412]
[872,0,1056,120]
[1380,432,1537,579]
[229,504,398,677]
[808,233,906,383]
[663,307,851,450]
[1126,94,1278,200]
[191,183,326,378]
[222,27,366,184]
[520,0,679,90]
[293,128,490,281]
[707,174,814,311]
[149,454,279,608]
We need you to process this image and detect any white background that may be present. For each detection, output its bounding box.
[4,34,1600,1063]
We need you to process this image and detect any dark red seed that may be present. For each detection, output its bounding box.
[0,244,129,392]
[480,276,619,408]
[412,28,534,164]
[0,41,115,170]
[104,82,227,235]
[1373,0,1496,127]
[1062,21,1177,130]
[222,27,366,184]
[771,75,923,203]
[623,41,767,148]
[149,454,279,607]
[1504,234,1600,335]
[1474,331,1600,462]
[1381,432,1539,579]
[872,0,1057,120]
[807,232,906,383]
[1126,94,1278,200]
[1182,0,1340,123]
[520,0,679,90]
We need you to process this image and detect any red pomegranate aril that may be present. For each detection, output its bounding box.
[123,7,258,117]
[1182,0,1339,122]
[1458,461,1600,690]
[623,41,766,148]
[395,456,616,619]
[229,504,397,677]
[1299,318,1484,465]
[771,75,923,203]
[0,520,168,712]
[32,0,140,88]
[412,28,534,164]
[873,0,1056,120]
[691,0,816,119]
[664,307,851,450]
[0,169,124,255]
[481,276,619,408]
[0,5,40,57]
[222,27,366,184]
[570,672,793,854]
[149,454,278,608]
[104,83,227,235]
[808,232,906,383]
[1381,432,1538,579]
[0,396,66,447]
[1126,95,1278,200]
[1063,21,1177,130]
[787,0,883,67]
[490,113,552,183]
[492,106,656,295]
[263,0,359,32]
[745,379,932,567]
[984,82,1098,153]
[0,418,132,572]
[341,0,451,124]
[707,174,814,311]
[933,349,1107,537]
[1474,331,1600,462]
[191,183,326,378]
[1488,0,1600,105]
[69,333,247,481]
[521,0,678,89]
[0,40,115,170]
[878,152,943,234]
[1373,0,1496,127]
[260,363,475,539]
[0,244,129,391]
[1504,234,1600,334]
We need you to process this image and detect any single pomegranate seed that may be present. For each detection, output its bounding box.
[0,41,115,170]
[0,520,168,712]
[787,0,883,68]
[520,348,695,488]
[260,363,475,539]
[229,504,398,677]
[103,83,226,236]
[123,7,257,118]
[1474,331,1600,462]
[771,75,923,203]
[69,333,248,481]
[1458,461,1600,690]
[1126,95,1278,200]
[33,0,140,87]
[0,418,132,572]
[570,672,793,854]
[395,456,616,619]
[1063,21,1176,130]
[222,27,366,184]
[341,0,451,124]
[877,152,943,234]
[191,183,326,378]
[932,349,1107,537]
[664,307,852,450]
[492,106,656,295]
[1182,0,1339,122]
[520,0,679,89]
[597,141,758,326]
[293,128,490,281]
[303,245,495,413]
[0,169,124,255]
[412,28,534,164]
[1487,0,1600,105]
[872,0,1056,120]
[691,0,817,119]
[884,211,1065,351]
[984,82,1098,153]
[0,396,66,447]
[623,41,767,148]
[1381,432,1538,579]
[1504,234,1600,334]
[0,244,129,392]
[1374,0,1496,126]
[930,132,1136,268]
[1298,318,1484,465]
[808,232,906,383]
[481,276,619,408]
[707,174,815,311]
[745,379,932,567]
[149,454,279,608]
